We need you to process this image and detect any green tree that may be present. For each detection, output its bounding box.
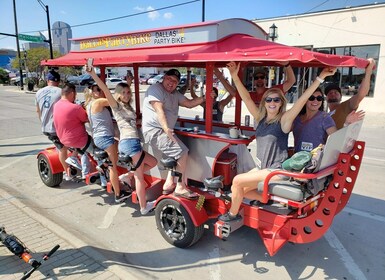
[11,48,61,77]
[11,48,81,84]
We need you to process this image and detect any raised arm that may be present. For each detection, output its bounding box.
[126,70,133,87]
[213,68,236,111]
[349,58,375,110]
[189,78,198,99]
[281,64,296,93]
[280,67,337,132]
[86,64,118,109]
[213,68,237,97]
[226,62,259,120]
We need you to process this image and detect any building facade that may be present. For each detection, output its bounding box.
[253,3,385,113]
[0,49,16,70]
[52,21,72,54]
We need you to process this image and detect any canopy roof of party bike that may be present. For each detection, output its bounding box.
[42,18,368,69]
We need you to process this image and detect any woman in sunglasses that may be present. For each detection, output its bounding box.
[292,88,335,153]
[218,62,336,222]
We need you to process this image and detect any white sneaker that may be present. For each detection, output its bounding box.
[140,200,156,215]
[65,156,82,170]
[63,173,74,181]
[119,173,132,186]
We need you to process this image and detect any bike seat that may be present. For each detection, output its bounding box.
[203,175,224,190]
[94,149,108,160]
[118,153,132,164]
[160,158,177,169]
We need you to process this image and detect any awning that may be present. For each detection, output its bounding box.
[42,19,368,69]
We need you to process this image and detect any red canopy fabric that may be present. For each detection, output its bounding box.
[42,34,368,69]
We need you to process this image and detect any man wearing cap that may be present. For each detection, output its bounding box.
[325,58,375,129]
[36,70,61,138]
[142,69,205,199]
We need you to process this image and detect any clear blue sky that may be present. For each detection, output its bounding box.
[0,0,382,50]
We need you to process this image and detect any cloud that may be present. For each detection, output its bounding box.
[134,6,145,12]
[60,10,66,15]
[163,12,173,20]
[147,6,160,21]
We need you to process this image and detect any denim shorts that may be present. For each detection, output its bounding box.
[94,136,115,150]
[119,138,142,157]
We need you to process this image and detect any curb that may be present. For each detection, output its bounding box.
[0,186,139,279]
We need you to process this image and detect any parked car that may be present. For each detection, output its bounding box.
[67,75,81,85]
[139,74,148,85]
[106,77,124,89]
[147,74,164,85]
[78,74,94,86]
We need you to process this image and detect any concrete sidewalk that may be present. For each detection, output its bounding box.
[0,187,127,280]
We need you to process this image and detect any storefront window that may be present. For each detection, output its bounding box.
[315,44,379,97]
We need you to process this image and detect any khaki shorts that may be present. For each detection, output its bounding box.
[144,128,188,160]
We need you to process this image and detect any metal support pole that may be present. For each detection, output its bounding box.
[13,0,24,90]
[201,0,205,22]
[46,5,53,59]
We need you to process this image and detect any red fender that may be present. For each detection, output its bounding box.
[156,195,209,227]
[37,147,64,174]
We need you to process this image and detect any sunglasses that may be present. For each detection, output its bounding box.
[308,95,324,101]
[265,97,281,103]
[255,75,265,80]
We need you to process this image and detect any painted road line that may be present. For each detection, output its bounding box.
[344,206,385,223]
[97,204,121,229]
[325,230,367,280]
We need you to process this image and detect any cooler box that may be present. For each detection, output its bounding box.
[214,152,237,188]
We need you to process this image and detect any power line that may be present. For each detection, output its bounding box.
[304,0,331,13]
[22,0,200,34]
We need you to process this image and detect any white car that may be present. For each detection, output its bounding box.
[106,78,125,89]
[147,74,164,85]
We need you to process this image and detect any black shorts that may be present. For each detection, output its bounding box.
[44,133,64,150]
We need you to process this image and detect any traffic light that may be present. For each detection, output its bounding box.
[24,50,27,60]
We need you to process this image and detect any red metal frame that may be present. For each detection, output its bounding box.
[38,19,368,256]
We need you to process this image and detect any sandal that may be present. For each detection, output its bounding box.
[162,184,176,195]
[173,189,199,200]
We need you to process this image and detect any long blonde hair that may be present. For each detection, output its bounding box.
[256,88,287,124]
[83,86,96,107]
[113,82,134,112]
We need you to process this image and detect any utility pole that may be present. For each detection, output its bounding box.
[13,0,24,90]
[202,0,205,22]
[45,4,53,59]
[37,0,53,59]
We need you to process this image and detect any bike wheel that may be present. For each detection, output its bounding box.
[155,198,204,248]
[37,154,63,187]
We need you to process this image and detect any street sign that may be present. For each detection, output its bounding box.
[18,34,44,42]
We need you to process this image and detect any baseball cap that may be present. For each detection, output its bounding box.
[165,69,181,81]
[325,84,341,95]
[46,70,60,82]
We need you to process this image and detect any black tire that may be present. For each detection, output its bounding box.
[37,154,63,187]
[155,198,204,248]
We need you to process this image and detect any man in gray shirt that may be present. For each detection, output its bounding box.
[36,70,62,145]
[142,69,205,199]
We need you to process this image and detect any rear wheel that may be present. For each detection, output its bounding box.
[37,154,62,187]
[155,198,204,248]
